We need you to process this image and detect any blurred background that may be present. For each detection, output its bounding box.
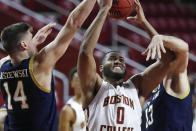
[0,0,195,129]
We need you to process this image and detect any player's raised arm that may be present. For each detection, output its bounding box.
[77,0,112,106]
[32,23,55,49]
[129,0,187,98]
[138,35,188,97]
[127,0,158,37]
[159,35,189,99]
[128,0,168,97]
[160,35,189,73]
[34,0,96,70]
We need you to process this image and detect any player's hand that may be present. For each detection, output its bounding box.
[32,23,56,46]
[127,0,146,23]
[142,35,166,61]
[97,0,112,10]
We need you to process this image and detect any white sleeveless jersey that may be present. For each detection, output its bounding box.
[67,98,86,131]
[86,80,142,131]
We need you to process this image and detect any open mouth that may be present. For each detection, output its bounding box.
[114,66,121,70]
[113,65,124,71]
[114,64,123,68]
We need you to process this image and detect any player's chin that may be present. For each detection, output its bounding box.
[111,71,126,81]
[112,70,123,74]
[112,70,125,76]
[112,68,125,73]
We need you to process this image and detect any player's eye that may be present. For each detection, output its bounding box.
[109,56,116,61]
[119,58,124,63]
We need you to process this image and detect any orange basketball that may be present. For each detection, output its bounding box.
[109,0,135,19]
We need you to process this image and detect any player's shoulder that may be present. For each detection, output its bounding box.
[0,56,10,68]
[61,104,74,114]
[60,104,75,121]
[125,73,142,89]
[130,73,142,82]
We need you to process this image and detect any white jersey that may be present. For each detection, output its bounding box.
[86,80,142,131]
[67,98,86,131]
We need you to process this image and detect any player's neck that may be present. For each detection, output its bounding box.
[10,52,30,65]
[105,77,124,87]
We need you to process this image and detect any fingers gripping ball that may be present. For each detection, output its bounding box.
[109,0,135,19]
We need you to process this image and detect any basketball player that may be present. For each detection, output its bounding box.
[0,22,54,131]
[0,0,97,130]
[129,1,192,131]
[77,0,190,130]
[59,67,86,131]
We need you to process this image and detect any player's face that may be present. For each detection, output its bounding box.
[102,52,126,81]
[71,72,82,95]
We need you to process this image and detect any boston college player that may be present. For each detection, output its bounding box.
[78,0,177,130]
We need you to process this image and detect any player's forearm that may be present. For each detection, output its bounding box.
[67,0,96,29]
[39,0,97,66]
[80,7,110,54]
[78,8,109,91]
[54,0,96,44]
[54,0,97,51]
[161,35,189,53]
[141,19,158,38]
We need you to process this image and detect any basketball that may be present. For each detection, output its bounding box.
[109,0,135,19]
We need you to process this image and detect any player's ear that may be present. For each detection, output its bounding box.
[99,65,103,73]
[20,41,28,50]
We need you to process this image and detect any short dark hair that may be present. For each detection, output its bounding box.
[69,67,77,81]
[0,22,32,53]
[101,51,120,64]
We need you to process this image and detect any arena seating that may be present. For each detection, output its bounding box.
[1,0,195,69]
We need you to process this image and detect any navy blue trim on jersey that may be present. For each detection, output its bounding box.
[0,57,57,131]
[141,83,193,131]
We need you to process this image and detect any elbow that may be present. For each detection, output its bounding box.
[71,18,82,29]
[67,13,83,30]
[79,45,92,57]
[79,49,88,57]
[183,41,189,52]
[181,40,189,53]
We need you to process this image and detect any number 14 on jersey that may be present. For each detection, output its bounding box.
[3,81,29,110]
